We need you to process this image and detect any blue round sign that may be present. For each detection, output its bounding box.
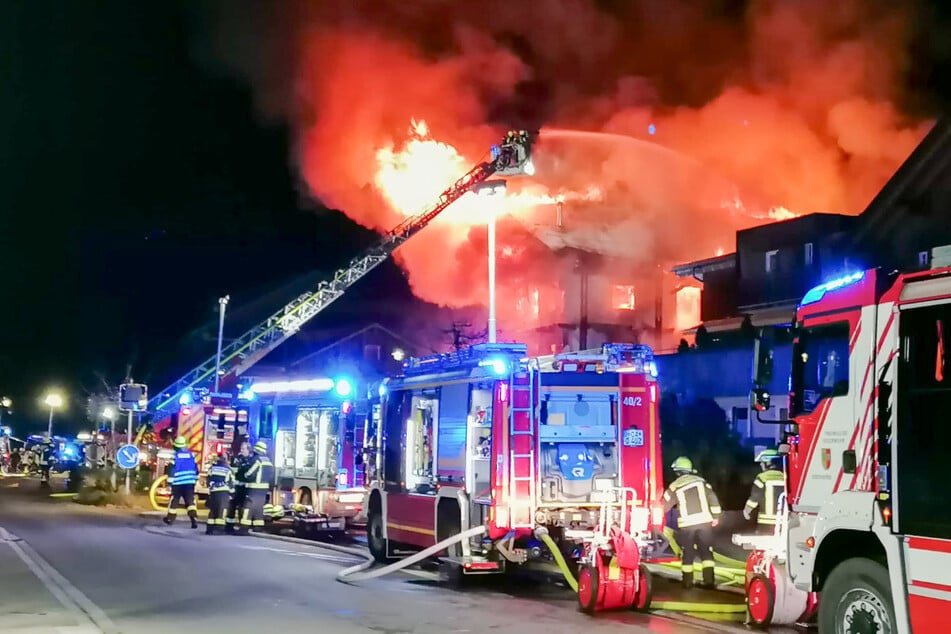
[116,444,140,469]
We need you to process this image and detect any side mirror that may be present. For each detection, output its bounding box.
[753,338,774,385]
[750,386,771,412]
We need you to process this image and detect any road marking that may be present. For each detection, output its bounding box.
[0,526,118,634]
[238,543,364,565]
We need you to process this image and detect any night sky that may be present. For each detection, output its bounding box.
[1,1,950,431]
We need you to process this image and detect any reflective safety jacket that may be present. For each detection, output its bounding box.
[663,473,722,528]
[170,450,199,486]
[231,455,251,489]
[39,446,56,466]
[744,469,785,525]
[207,463,235,493]
[241,454,274,490]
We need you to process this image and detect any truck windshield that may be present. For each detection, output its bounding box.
[791,321,850,416]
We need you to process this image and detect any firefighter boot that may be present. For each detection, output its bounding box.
[681,566,693,589]
[702,566,716,589]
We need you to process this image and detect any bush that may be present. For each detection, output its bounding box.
[74,468,126,506]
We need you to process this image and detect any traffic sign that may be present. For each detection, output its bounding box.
[116,444,140,469]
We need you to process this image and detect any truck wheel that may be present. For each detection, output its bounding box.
[746,573,774,628]
[366,510,389,564]
[633,563,653,612]
[819,558,895,634]
[577,564,599,614]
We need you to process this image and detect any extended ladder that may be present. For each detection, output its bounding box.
[147,131,535,420]
[507,363,537,528]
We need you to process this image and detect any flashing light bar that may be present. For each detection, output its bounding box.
[249,378,335,394]
[800,271,865,307]
[402,343,528,376]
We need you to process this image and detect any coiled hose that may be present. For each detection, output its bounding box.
[336,525,488,584]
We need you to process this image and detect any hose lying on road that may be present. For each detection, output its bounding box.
[651,601,747,614]
[336,525,487,585]
[535,528,578,592]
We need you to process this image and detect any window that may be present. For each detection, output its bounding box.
[804,243,814,266]
[896,302,951,538]
[612,285,636,311]
[765,250,779,273]
[405,391,439,493]
[790,321,850,415]
[918,251,930,268]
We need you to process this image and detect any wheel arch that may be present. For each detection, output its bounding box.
[812,528,887,592]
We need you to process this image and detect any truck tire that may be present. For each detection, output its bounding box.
[367,510,389,564]
[818,558,896,634]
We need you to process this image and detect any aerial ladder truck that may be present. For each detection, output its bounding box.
[139,130,535,481]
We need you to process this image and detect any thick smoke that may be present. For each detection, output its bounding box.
[194,0,933,328]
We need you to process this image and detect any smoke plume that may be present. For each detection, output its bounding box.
[194,0,934,331]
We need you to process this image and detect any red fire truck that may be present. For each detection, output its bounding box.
[251,376,367,529]
[363,342,664,581]
[750,263,951,633]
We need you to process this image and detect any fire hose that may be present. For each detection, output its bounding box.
[336,525,489,584]
[534,527,578,592]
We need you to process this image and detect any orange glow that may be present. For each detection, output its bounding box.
[374,120,605,227]
[612,285,636,311]
[675,286,701,331]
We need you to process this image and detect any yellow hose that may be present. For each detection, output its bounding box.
[538,532,578,592]
[149,475,170,511]
[651,601,747,613]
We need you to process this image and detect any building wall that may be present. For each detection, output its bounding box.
[655,343,792,444]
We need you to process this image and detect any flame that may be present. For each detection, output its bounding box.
[374,120,602,226]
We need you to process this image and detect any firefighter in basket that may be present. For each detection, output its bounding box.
[663,456,721,589]
[164,436,199,529]
[205,453,234,535]
[236,441,273,535]
[743,449,785,535]
[225,441,251,534]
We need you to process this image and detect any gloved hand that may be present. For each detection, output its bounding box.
[743,508,751,521]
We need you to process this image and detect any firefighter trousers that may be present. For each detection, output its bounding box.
[239,488,267,533]
[206,491,231,534]
[40,465,50,485]
[165,484,197,525]
[225,486,247,533]
[675,523,715,587]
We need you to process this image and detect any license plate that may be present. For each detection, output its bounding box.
[623,428,644,447]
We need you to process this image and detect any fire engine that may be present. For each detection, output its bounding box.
[363,342,663,599]
[251,376,367,530]
[749,260,951,633]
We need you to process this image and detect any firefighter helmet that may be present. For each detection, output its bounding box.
[172,436,187,449]
[44,437,53,445]
[253,440,267,455]
[755,449,782,465]
[671,456,695,474]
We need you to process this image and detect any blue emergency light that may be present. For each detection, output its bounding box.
[800,271,865,307]
[334,378,353,398]
[479,357,509,376]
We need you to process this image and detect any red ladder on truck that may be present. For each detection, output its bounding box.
[508,365,536,528]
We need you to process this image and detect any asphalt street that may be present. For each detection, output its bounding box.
[0,476,748,634]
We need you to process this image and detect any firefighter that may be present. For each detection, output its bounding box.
[39,438,56,487]
[205,453,234,535]
[743,449,786,534]
[663,456,721,589]
[237,440,273,535]
[164,436,199,529]
[225,441,251,534]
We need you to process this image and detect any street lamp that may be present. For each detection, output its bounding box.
[472,180,507,344]
[44,392,64,438]
[215,295,230,392]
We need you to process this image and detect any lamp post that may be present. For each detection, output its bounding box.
[215,295,230,392]
[44,392,63,438]
[472,180,507,344]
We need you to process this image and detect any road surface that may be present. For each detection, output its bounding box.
[0,476,743,634]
